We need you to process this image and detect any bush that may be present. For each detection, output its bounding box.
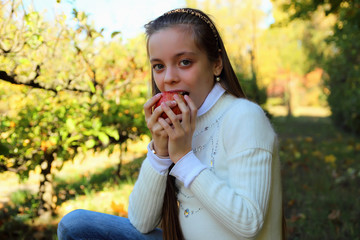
[238,74,267,106]
[325,20,360,135]
[328,80,360,135]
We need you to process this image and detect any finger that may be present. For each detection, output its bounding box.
[152,121,165,134]
[160,102,183,133]
[158,117,175,135]
[144,93,162,119]
[147,101,178,133]
[165,114,182,125]
[174,94,190,123]
[184,95,198,128]
[161,102,180,126]
[152,100,177,119]
[174,95,190,121]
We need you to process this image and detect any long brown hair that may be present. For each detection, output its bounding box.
[145,8,245,99]
[144,7,285,240]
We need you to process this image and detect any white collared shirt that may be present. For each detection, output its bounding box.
[197,83,226,117]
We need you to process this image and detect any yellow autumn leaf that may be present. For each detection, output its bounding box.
[312,150,322,158]
[324,154,336,164]
[355,143,360,151]
[111,201,128,217]
[346,145,354,151]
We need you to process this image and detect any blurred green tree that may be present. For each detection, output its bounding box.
[275,0,360,134]
[0,0,149,216]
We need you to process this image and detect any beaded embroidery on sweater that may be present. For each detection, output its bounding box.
[177,97,229,218]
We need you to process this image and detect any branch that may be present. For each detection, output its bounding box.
[74,44,100,92]
[0,67,92,94]
[0,42,11,54]
[0,163,28,173]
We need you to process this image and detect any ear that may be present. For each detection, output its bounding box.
[212,54,223,76]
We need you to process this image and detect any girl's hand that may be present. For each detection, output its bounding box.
[158,94,197,163]
[144,93,180,157]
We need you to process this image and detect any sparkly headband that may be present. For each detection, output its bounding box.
[163,8,219,44]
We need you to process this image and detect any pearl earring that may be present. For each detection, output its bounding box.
[216,76,220,82]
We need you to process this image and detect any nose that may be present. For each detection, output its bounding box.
[163,66,180,85]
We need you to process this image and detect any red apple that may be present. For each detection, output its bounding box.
[155,91,187,119]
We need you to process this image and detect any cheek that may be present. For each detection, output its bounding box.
[153,73,164,89]
[182,69,202,85]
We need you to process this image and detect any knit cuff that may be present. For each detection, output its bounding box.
[147,142,172,175]
[170,151,208,188]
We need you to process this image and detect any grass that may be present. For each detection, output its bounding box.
[0,138,148,239]
[0,114,359,239]
[0,153,144,240]
[271,116,360,239]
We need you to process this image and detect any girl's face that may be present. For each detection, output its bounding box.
[148,26,222,109]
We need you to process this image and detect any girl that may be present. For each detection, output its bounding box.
[58,8,284,240]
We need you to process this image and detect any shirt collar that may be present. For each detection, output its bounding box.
[197,83,226,117]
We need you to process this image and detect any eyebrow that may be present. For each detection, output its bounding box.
[150,51,197,63]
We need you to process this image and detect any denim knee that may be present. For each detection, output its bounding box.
[57,209,87,240]
[57,209,163,240]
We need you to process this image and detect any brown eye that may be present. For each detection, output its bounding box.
[179,59,191,67]
[153,64,164,71]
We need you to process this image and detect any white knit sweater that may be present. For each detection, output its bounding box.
[128,92,282,240]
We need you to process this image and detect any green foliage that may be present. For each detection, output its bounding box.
[0,88,147,179]
[324,10,360,135]
[238,73,267,106]
[327,75,360,135]
[0,0,150,214]
[276,0,360,135]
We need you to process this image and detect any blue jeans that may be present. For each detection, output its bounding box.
[57,209,163,240]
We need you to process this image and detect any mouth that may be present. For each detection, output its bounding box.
[166,90,189,96]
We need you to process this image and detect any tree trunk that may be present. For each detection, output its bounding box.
[37,152,55,218]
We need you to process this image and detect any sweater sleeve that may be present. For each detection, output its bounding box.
[190,100,276,239]
[128,158,167,233]
[147,141,173,174]
[170,150,208,188]
[190,149,272,239]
